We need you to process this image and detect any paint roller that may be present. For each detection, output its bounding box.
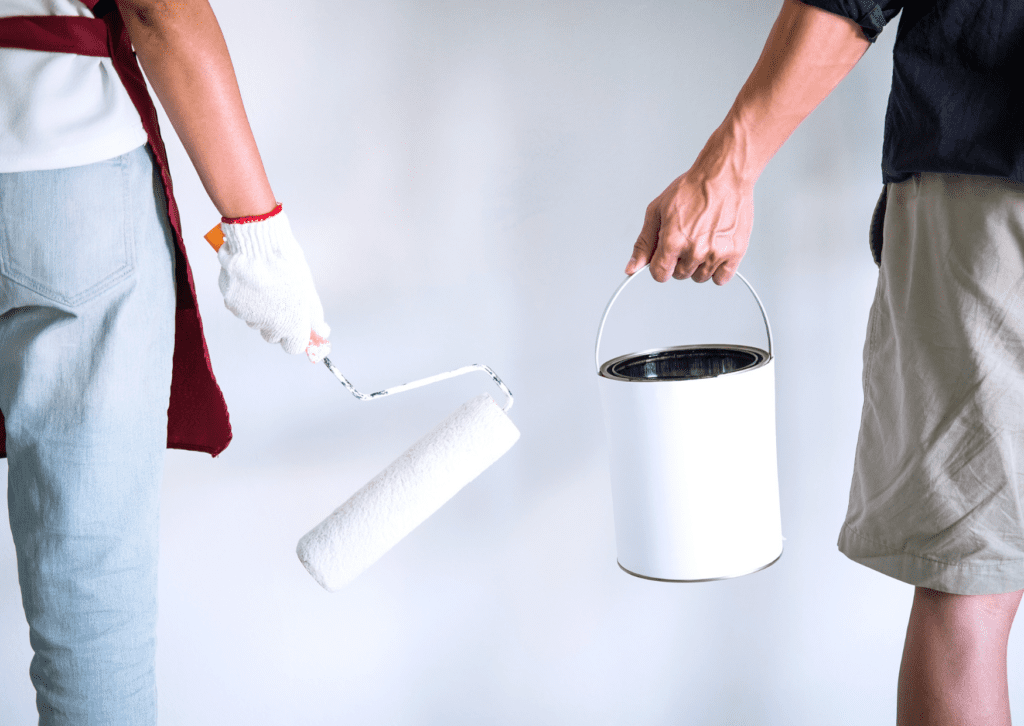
[205,224,520,591]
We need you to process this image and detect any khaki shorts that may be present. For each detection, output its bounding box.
[838,172,1024,595]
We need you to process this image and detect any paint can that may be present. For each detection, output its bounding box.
[595,265,783,582]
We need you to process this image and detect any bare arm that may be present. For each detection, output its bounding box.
[115,0,278,220]
[627,0,872,284]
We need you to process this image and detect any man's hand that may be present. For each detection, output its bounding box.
[625,0,871,286]
[627,138,755,285]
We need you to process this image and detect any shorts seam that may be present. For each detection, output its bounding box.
[841,521,1024,568]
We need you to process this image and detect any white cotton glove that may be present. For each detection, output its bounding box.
[216,207,331,363]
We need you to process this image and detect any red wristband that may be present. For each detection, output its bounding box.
[222,202,282,225]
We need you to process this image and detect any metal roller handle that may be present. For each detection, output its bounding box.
[322,358,514,413]
[594,263,774,375]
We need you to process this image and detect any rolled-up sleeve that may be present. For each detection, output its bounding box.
[795,0,905,43]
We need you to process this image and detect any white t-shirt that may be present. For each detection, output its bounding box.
[0,0,148,172]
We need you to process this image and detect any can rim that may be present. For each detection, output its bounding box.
[598,343,771,382]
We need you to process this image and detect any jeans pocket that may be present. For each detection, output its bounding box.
[0,151,136,308]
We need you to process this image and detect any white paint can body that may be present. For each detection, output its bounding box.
[595,267,784,582]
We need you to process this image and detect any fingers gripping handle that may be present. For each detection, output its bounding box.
[205,223,326,360]
[594,263,774,375]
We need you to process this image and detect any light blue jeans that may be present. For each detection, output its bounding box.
[0,143,174,725]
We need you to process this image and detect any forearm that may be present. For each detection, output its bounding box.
[116,0,277,219]
[702,0,871,186]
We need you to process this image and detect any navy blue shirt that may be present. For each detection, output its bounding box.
[797,0,1024,185]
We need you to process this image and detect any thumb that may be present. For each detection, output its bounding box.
[304,287,332,362]
[306,326,331,364]
[625,205,660,275]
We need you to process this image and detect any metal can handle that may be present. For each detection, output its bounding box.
[594,264,774,375]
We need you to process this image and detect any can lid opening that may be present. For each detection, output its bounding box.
[600,345,768,382]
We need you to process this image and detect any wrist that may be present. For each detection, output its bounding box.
[219,205,296,259]
[222,202,282,225]
[692,120,760,191]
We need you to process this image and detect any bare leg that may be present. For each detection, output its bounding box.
[897,586,1024,726]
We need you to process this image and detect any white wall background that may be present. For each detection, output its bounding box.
[6,1,1009,724]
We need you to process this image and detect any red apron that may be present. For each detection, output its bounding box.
[0,0,232,456]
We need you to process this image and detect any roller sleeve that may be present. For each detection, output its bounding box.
[296,393,520,591]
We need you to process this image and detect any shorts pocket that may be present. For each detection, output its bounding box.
[0,151,136,308]
[869,185,886,267]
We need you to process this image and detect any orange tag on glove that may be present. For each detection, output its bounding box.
[204,224,225,252]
